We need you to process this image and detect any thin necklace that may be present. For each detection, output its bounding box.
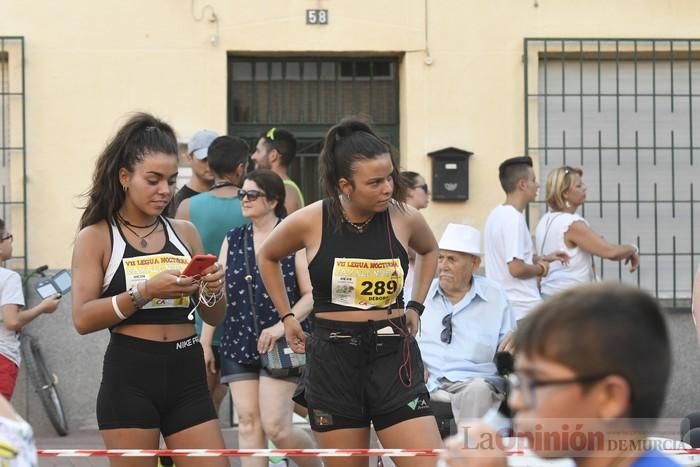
[120,219,161,248]
[209,180,237,191]
[117,213,159,229]
[340,209,375,233]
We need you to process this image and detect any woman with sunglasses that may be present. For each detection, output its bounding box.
[218,169,319,467]
[258,118,441,467]
[535,166,640,297]
[400,171,430,297]
[402,171,430,211]
[71,113,228,467]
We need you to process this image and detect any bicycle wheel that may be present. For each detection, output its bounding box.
[20,335,68,436]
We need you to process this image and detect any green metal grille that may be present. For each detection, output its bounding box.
[524,38,700,309]
[228,56,400,204]
[0,37,27,274]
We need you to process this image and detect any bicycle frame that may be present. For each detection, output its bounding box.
[18,265,68,436]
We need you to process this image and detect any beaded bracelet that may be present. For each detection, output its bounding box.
[128,284,149,309]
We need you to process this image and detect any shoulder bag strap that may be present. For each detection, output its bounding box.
[242,228,261,338]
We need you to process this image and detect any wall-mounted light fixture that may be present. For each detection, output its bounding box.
[191,0,219,47]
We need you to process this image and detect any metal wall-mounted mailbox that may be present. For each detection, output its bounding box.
[428,147,473,201]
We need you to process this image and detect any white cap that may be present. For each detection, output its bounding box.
[188,129,219,160]
[438,223,482,256]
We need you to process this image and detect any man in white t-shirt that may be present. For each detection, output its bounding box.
[484,156,567,320]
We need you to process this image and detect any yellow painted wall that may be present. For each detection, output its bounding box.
[2,0,700,267]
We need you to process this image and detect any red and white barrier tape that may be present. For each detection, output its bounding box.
[37,449,444,458]
[36,448,700,458]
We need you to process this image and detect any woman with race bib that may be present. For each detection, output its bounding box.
[71,113,228,467]
[258,118,442,467]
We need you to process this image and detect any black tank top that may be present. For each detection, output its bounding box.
[308,199,408,313]
[101,217,195,326]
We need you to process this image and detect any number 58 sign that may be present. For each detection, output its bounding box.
[306,9,328,25]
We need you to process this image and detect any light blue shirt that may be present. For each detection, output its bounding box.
[417,275,516,392]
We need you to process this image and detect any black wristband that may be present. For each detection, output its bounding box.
[280,313,296,323]
[405,300,425,317]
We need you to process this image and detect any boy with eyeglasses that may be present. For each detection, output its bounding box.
[443,283,678,467]
[0,219,60,400]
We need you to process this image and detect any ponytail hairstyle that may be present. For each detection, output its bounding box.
[319,117,406,225]
[79,113,179,229]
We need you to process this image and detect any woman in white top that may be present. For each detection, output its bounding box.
[535,166,640,296]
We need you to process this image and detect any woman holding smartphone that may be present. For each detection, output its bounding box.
[71,113,228,467]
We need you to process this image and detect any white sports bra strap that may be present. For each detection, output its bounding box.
[102,221,126,293]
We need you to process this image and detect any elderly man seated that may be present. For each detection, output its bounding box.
[418,223,516,422]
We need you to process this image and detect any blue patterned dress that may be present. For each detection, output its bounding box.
[220,223,310,365]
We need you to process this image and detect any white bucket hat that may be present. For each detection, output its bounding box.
[438,223,482,256]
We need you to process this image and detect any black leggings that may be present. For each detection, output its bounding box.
[97,333,218,437]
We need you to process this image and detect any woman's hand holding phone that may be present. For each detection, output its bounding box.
[142,270,199,300]
[198,262,225,296]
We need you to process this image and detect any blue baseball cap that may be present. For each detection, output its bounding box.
[188,129,219,160]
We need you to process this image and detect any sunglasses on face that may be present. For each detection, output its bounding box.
[238,189,266,201]
[414,184,429,193]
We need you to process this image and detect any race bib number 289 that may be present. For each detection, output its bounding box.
[331,258,404,310]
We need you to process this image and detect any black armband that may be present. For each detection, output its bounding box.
[405,300,425,316]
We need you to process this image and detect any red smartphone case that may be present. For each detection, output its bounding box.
[181,255,217,277]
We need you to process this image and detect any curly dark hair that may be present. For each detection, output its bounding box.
[79,113,178,229]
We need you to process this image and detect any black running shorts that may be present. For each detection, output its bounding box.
[96,333,218,436]
[301,317,433,432]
